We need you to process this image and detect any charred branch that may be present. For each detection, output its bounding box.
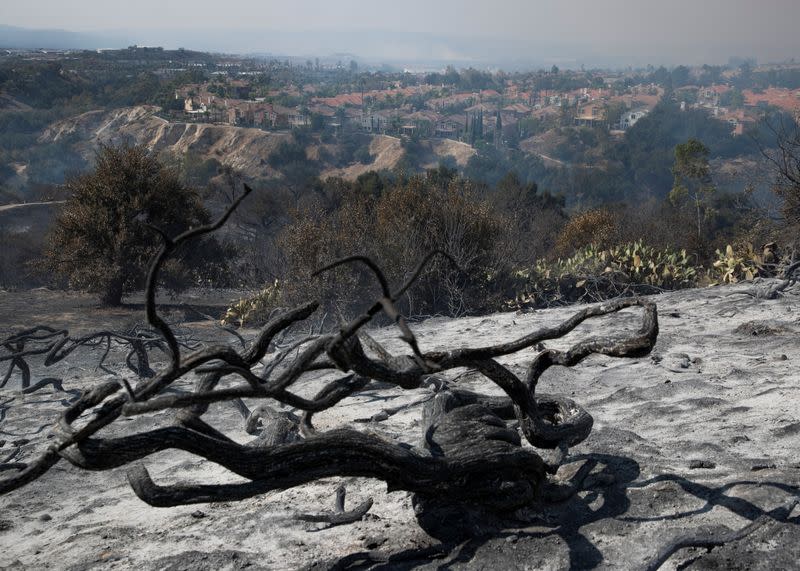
[0,184,659,540]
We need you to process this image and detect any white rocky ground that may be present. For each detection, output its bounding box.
[1,281,799,570]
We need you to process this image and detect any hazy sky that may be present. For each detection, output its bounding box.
[2,0,799,65]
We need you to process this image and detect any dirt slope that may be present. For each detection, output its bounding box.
[426,138,475,168]
[41,109,476,183]
[40,106,293,178]
[322,135,476,180]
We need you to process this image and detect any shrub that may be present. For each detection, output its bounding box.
[278,171,509,317]
[354,144,372,164]
[491,172,567,266]
[278,198,372,313]
[42,144,230,305]
[221,280,283,327]
[267,141,307,168]
[555,208,619,256]
[707,241,799,285]
[0,229,48,289]
[510,240,698,308]
[374,175,507,315]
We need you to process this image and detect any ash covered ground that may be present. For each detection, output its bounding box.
[1,282,799,570]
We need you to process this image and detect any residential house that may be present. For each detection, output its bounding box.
[502,103,532,119]
[434,115,466,140]
[184,97,206,114]
[575,104,606,127]
[718,109,754,136]
[619,108,649,130]
[227,106,243,125]
[358,111,392,133]
[400,110,438,137]
[699,84,730,108]
[270,105,309,129]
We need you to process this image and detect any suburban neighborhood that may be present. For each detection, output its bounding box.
[168,61,800,147]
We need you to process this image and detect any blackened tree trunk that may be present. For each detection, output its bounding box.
[101,276,124,306]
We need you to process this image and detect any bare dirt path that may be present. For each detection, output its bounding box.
[0,201,66,213]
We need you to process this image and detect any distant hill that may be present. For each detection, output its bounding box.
[0,25,127,50]
[0,25,568,69]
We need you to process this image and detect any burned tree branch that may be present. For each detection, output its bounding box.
[643,496,800,571]
[297,483,374,526]
[0,184,659,543]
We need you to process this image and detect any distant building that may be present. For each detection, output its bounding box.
[359,111,392,133]
[502,103,532,119]
[435,116,466,140]
[717,109,753,136]
[184,97,207,115]
[575,104,606,127]
[619,108,649,130]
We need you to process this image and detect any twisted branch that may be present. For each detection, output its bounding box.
[0,183,658,537]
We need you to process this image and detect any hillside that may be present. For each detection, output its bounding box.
[321,135,476,180]
[39,106,295,178]
[38,107,475,183]
[1,282,799,569]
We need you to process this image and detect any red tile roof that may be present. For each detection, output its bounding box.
[743,88,800,111]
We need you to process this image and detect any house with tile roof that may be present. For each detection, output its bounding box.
[619,108,649,130]
[435,115,466,140]
[575,104,607,127]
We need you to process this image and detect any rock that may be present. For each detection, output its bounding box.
[735,321,787,336]
[689,459,716,469]
[664,353,691,372]
[771,422,800,438]
[751,463,777,471]
[362,535,387,549]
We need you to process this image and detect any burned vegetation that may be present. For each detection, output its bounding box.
[2,183,799,570]
[0,184,652,514]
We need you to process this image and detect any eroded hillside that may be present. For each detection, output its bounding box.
[40,106,295,177]
[38,107,475,183]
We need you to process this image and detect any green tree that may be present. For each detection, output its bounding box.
[670,65,691,88]
[669,138,716,241]
[605,101,626,129]
[43,145,223,305]
[721,88,745,109]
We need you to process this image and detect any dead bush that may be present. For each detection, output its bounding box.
[555,208,620,256]
[491,172,567,266]
[278,172,508,317]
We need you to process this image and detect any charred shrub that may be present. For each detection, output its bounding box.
[278,170,508,317]
[42,144,232,305]
[555,208,620,256]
